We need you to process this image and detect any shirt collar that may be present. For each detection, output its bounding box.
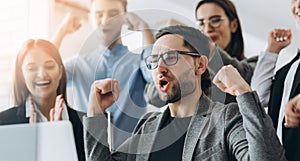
[25,97,69,122]
[102,43,129,56]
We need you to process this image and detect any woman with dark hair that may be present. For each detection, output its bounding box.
[195,0,244,60]
[0,39,85,161]
[195,0,257,103]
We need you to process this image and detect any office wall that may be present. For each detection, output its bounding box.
[0,0,298,110]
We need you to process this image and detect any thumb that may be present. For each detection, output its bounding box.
[29,98,37,123]
[29,111,37,123]
[50,108,55,121]
[56,107,64,121]
[113,80,120,101]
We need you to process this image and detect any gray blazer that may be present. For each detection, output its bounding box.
[83,92,286,161]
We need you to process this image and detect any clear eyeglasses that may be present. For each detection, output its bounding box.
[144,50,201,70]
[196,15,224,31]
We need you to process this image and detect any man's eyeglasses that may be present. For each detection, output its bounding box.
[196,16,224,31]
[144,50,201,70]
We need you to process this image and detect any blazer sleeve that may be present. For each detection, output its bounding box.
[83,114,136,161]
[225,92,286,161]
[251,52,278,107]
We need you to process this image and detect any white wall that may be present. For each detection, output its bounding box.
[0,0,52,110]
[233,0,299,70]
[128,0,300,70]
[1,0,297,109]
[57,0,299,67]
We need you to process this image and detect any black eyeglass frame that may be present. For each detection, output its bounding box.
[144,50,201,70]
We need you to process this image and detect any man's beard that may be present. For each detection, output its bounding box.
[161,84,181,104]
[159,71,197,104]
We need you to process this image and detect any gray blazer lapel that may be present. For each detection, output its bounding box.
[136,107,168,161]
[182,94,212,161]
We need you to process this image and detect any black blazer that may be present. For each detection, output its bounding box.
[268,51,300,161]
[0,104,86,161]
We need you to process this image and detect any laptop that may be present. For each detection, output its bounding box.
[0,121,78,161]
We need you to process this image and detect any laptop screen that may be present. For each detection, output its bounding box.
[0,121,78,161]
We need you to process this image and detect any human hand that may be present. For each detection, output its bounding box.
[284,95,300,128]
[213,65,252,96]
[50,94,64,121]
[123,12,149,31]
[266,29,292,54]
[87,79,120,117]
[59,12,82,36]
[29,98,37,123]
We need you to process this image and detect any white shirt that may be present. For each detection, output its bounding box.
[25,97,69,122]
[251,51,300,143]
[276,59,300,143]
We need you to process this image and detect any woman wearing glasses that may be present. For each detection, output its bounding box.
[195,0,257,103]
[196,0,244,60]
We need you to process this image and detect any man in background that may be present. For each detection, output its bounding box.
[52,0,155,149]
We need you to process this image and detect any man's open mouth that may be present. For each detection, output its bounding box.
[159,78,170,91]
